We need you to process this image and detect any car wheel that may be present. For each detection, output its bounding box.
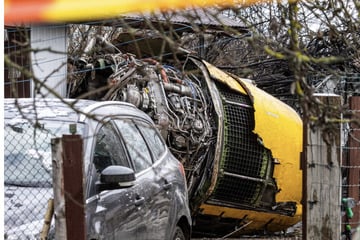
[173,226,186,240]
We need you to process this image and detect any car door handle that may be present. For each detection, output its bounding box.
[135,196,145,206]
[163,181,172,191]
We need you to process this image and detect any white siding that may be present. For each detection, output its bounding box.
[31,25,67,98]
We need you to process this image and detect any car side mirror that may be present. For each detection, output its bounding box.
[96,166,135,193]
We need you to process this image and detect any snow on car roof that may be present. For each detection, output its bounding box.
[4,98,154,125]
[4,98,97,123]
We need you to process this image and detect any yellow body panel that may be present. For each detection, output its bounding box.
[199,203,302,233]
[202,62,247,95]
[203,61,303,227]
[239,79,303,205]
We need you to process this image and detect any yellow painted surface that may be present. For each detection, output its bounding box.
[203,62,247,95]
[202,61,303,226]
[5,0,294,24]
[199,203,302,233]
[238,79,303,204]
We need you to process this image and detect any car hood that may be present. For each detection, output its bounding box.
[4,185,53,239]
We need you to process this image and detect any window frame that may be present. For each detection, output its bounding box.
[112,117,155,173]
[86,118,132,198]
[134,119,167,163]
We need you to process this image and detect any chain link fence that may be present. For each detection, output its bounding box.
[4,119,54,239]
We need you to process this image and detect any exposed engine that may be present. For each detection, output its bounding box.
[68,36,302,236]
[68,36,215,201]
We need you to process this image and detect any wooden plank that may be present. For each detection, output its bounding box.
[62,135,86,240]
[303,94,342,240]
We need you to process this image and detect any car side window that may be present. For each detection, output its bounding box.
[93,122,129,173]
[114,119,152,173]
[136,121,166,161]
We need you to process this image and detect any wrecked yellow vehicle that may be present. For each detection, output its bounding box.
[68,37,303,237]
[188,59,302,236]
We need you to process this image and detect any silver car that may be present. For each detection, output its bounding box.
[4,98,191,240]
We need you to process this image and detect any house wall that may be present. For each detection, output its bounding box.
[31,25,67,98]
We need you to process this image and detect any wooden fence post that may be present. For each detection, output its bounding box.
[52,135,85,240]
[62,134,86,240]
[303,94,342,240]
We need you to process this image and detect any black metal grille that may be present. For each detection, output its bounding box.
[211,175,260,204]
[224,104,254,130]
[220,89,252,106]
[224,131,265,177]
[209,84,269,205]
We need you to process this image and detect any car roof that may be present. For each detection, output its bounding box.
[4,98,153,124]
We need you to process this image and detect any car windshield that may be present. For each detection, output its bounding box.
[4,120,84,188]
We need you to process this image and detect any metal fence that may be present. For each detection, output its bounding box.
[4,120,54,239]
[309,74,360,238]
[4,27,32,98]
[341,97,360,239]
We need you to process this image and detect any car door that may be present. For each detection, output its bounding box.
[113,118,172,240]
[135,120,174,238]
[86,121,145,240]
